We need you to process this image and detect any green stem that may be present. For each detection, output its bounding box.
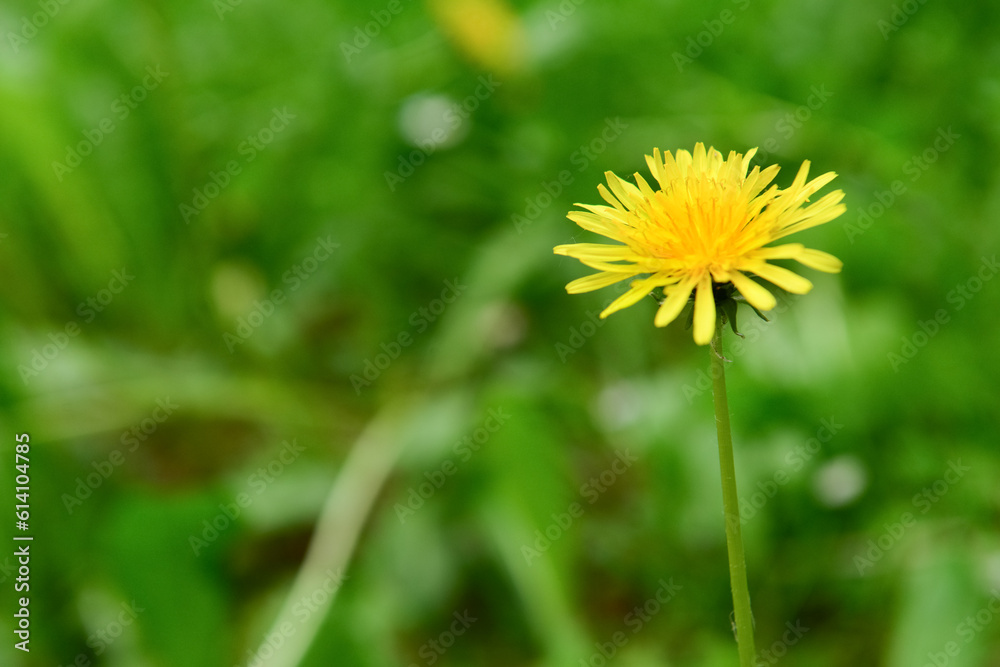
[710,317,756,667]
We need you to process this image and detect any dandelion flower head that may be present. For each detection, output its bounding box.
[554,143,846,344]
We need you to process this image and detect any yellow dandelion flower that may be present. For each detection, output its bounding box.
[554,143,846,345]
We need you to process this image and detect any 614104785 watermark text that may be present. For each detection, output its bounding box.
[12,432,33,653]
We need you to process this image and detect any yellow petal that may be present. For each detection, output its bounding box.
[772,192,846,238]
[654,277,695,327]
[753,244,842,273]
[575,203,632,227]
[671,148,692,177]
[633,172,657,201]
[553,243,634,260]
[740,147,758,176]
[751,262,813,294]
[803,170,838,195]
[789,160,811,191]
[600,274,665,318]
[692,274,716,345]
[753,243,806,260]
[797,248,843,273]
[566,211,620,238]
[605,173,644,212]
[729,271,777,311]
[741,164,780,204]
[566,271,633,294]
[692,143,708,175]
[597,183,625,212]
[645,148,665,188]
[574,257,641,272]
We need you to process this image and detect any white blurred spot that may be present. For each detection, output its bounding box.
[594,380,643,431]
[983,551,1000,590]
[812,455,868,508]
[522,3,586,65]
[397,93,467,151]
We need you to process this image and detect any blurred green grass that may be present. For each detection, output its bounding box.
[1,0,1000,665]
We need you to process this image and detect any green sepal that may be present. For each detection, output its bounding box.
[719,296,742,337]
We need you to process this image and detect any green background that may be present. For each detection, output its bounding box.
[1,0,998,665]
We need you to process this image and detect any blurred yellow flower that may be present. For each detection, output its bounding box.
[554,143,846,345]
